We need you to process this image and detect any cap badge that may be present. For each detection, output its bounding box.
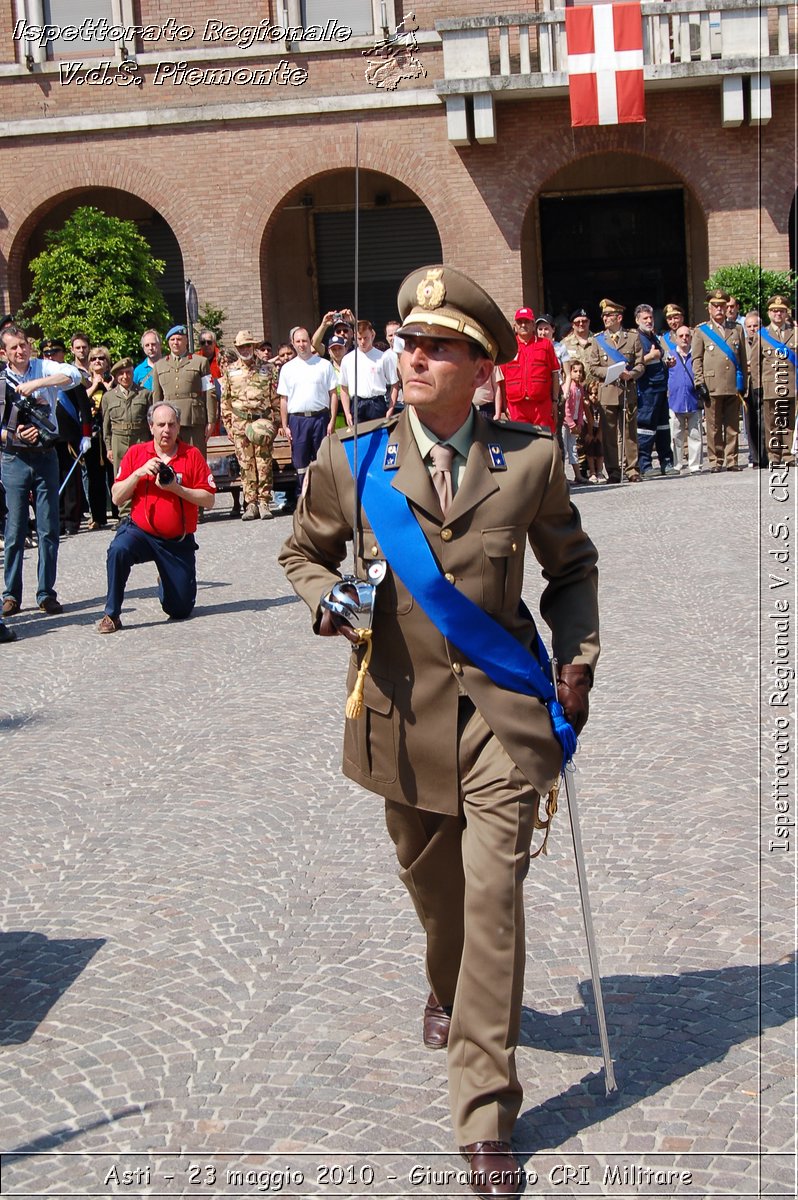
[416,268,446,310]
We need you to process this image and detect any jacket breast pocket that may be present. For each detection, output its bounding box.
[481,526,525,612]
[343,670,397,784]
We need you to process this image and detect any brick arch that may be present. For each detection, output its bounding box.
[4,165,202,310]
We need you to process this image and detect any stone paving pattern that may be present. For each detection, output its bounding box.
[0,470,793,1198]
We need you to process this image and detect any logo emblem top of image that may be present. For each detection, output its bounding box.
[417,269,445,310]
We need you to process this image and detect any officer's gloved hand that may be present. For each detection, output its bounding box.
[79,436,92,456]
[557,664,592,735]
[318,584,362,645]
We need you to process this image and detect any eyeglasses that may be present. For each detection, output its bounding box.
[200,338,215,346]
[90,356,108,363]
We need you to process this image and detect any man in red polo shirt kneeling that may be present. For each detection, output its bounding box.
[97,402,216,633]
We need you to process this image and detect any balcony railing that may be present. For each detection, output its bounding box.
[436,0,795,143]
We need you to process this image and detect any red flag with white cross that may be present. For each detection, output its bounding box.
[565,2,646,127]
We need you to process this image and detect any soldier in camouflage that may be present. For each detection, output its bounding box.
[220,331,282,520]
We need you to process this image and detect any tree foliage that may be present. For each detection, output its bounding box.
[704,262,796,317]
[194,302,227,348]
[20,206,171,360]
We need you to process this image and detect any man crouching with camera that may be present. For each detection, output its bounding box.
[97,402,216,634]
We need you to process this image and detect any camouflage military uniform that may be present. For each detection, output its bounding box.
[220,359,281,505]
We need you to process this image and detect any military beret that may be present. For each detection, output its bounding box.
[706,288,730,304]
[110,357,134,376]
[570,308,589,321]
[397,265,517,364]
[166,324,187,339]
[600,298,625,315]
[767,295,791,312]
[663,303,685,318]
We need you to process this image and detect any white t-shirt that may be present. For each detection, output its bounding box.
[340,347,398,399]
[277,354,337,413]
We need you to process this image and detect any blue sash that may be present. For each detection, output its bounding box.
[341,427,577,766]
[57,389,79,424]
[662,332,676,354]
[594,333,627,365]
[699,323,745,392]
[760,328,798,371]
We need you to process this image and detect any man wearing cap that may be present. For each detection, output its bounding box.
[312,309,356,357]
[503,307,560,432]
[220,331,282,520]
[692,289,747,472]
[101,358,151,474]
[588,299,644,483]
[749,296,796,468]
[150,325,217,460]
[561,308,596,381]
[41,338,93,536]
[660,304,686,358]
[280,265,599,1197]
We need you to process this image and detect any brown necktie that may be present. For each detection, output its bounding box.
[430,442,455,515]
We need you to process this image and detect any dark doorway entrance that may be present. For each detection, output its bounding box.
[539,188,688,328]
[314,207,442,339]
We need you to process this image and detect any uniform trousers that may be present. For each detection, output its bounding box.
[229,414,275,503]
[104,522,198,620]
[764,398,795,466]
[744,390,768,467]
[385,700,540,1146]
[637,390,673,473]
[703,394,739,468]
[1,447,60,605]
[181,424,208,462]
[601,400,639,480]
[288,411,330,484]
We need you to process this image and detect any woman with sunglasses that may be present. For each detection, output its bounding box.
[84,346,118,529]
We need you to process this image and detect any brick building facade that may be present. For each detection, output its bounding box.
[0,0,794,342]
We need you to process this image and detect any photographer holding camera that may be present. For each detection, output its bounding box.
[97,402,216,634]
[1,325,84,630]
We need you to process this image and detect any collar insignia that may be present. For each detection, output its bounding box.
[383,442,399,469]
[488,443,507,470]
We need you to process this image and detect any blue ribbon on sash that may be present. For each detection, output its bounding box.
[341,427,578,767]
[594,333,627,365]
[699,323,745,392]
[760,328,798,371]
[662,332,676,354]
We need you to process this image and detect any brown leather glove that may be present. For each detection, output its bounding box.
[557,663,592,735]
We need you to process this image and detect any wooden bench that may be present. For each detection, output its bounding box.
[206,433,298,515]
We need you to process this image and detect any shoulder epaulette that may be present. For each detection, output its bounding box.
[339,415,394,441]
[499,418,554,439]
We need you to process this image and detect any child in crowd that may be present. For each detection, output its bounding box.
[562,360,588,484]
[583,379,605,483]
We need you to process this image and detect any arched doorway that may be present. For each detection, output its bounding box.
[262,170,442,342]
[528,153,708,326]
[19,190,184,322]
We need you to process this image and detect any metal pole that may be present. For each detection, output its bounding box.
[551,657,618,1097]
[351,123,360,556]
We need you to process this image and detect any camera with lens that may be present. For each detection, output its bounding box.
[332,312,344,325]
[157,462,176,486]
[4,379,59,449]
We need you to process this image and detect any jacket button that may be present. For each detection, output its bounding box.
[445,572,455,584]
[441,528,453,542]
[370,545,379,557]
[451,661,462,674]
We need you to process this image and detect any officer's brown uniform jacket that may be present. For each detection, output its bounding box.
[102,382,151,464]
[587,329,644,407]
[150,353,217,427]
[749,324,797,401]
[279,410,600,813]
[692,319,747,396]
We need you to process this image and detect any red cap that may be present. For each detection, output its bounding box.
[514,307,535,322]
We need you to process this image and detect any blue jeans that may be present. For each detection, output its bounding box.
[104,522,198,620]
[1,448,60,605]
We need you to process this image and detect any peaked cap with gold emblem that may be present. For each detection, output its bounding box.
[599,298,625,315]
[767,294,791,313]
[705,287,731,304]
[396,264,517,364]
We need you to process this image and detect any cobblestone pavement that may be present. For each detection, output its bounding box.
[0,469,793,1199]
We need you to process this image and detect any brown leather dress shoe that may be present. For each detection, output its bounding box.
[422,992,452,1049]
[38,597,63,615]
[460,1142,522,1198]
